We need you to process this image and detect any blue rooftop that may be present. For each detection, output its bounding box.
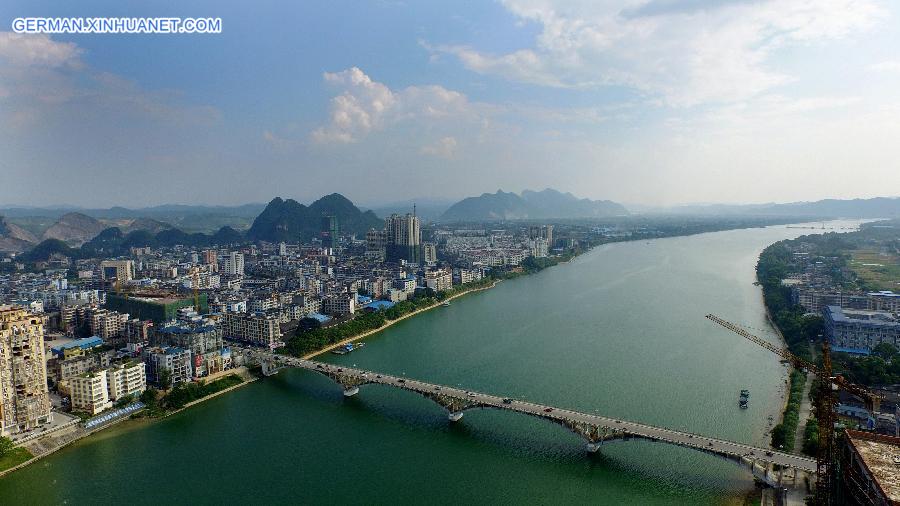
[309,312,331,323]
[51,336,103,355]
[367,300,395,311]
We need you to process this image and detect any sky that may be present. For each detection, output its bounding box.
[1,0,900,208]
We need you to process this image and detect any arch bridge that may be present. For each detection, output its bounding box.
[255,352,815,489]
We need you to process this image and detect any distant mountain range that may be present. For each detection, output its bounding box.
[0,216,38,252]
[2,193,382,256]
[646,197,900,218]
[0,203,265,236]
[439,189,628,222]
[247,194,382,243]
[6,193,900,257]
[366,198,455,224]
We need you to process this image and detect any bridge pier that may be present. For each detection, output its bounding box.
[585,442,601,453]
[343,386,360,397]
[448,412,464,422]
[260,360,283,377]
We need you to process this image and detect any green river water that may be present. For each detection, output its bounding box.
[0,221,863,505]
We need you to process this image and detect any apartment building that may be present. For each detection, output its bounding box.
[69,370,113,415]
[221,312,283,348]
[0,305,52,436]
[424,269,453,292]
[824,305,900,354]
[106,362,147,401]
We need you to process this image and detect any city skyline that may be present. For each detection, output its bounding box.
[3,0,900,208]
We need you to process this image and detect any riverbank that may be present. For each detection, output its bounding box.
[1,367,257,478]
[303,280,499,359]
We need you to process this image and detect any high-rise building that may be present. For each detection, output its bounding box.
[528,225,554,248]
[222,252,244,276]
[68,370,112,415]
[278,242,288,256]
[221,313,283,349]
[321,215,339,248]
[366,229,386,261]
[100,260,134,282]
[384,213,421,264]
[0,305,52,436]
[202,250,218,266]
[423,242,437,264]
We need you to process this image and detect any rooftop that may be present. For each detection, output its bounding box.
[826,306,900,326]
[845,430,900,503]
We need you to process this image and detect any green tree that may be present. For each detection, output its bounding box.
[872,342,898,361]
[140,387,158,409]
[0,436,14,458]
[158,368,173,390]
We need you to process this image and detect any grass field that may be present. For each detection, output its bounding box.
[0,447,33,473]
[849,249,900,291]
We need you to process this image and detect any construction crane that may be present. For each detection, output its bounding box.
[705,313,879,506]
[192,269,201,313]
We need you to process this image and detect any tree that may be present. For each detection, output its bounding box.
[140,387,158,408]
[0,436,14,458]
[115,393,134,408]
[158,368,173,390]
[872,342,898,361]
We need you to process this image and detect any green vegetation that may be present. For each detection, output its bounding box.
[283,278,498,357]
[114,394,135,408]
[769,370,806,452]
[162,375,244,410]
[140,388,162,416]
[0,436,14,458]
[0,445,32,473]
[158,368,173,390]
[848,249,900,291]
[802,417,818,456]
[757,241,825,361]
[832,349,900,386]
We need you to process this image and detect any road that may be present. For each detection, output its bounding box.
[255,351,817,474]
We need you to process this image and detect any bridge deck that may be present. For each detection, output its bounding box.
[262,353,816,474]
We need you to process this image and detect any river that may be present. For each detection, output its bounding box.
[0,221,864,505]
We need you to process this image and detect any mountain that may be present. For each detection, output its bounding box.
[41,212,107,246]
[79,225,249,257]
[18,239,77,261]
[0,203,264,234]
[367,198,454,223]
[247,194,382,242]
[121,218,173,234]
[440,189,628,222]
[0,216,38,252]
[654,197,900,218]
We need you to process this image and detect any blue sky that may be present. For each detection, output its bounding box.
[1,0,899,208]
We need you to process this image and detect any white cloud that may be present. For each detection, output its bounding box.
[0,32,220,131]
[869,60,900,72]
[311,67,474,143]
[420,136,458,158]
[0,32,82,68]
[432,0,884,106]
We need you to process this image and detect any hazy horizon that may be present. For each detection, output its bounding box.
[3,1,900,208]
[2,190,900,213]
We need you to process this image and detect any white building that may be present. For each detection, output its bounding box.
[69,370,113,415]
[222,252,245,276]
[106,362,147,401]
[322,294,356,316]
[424,269,453,292]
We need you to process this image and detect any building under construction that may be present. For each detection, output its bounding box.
[838,430,900,505]
[106,291,208,324]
